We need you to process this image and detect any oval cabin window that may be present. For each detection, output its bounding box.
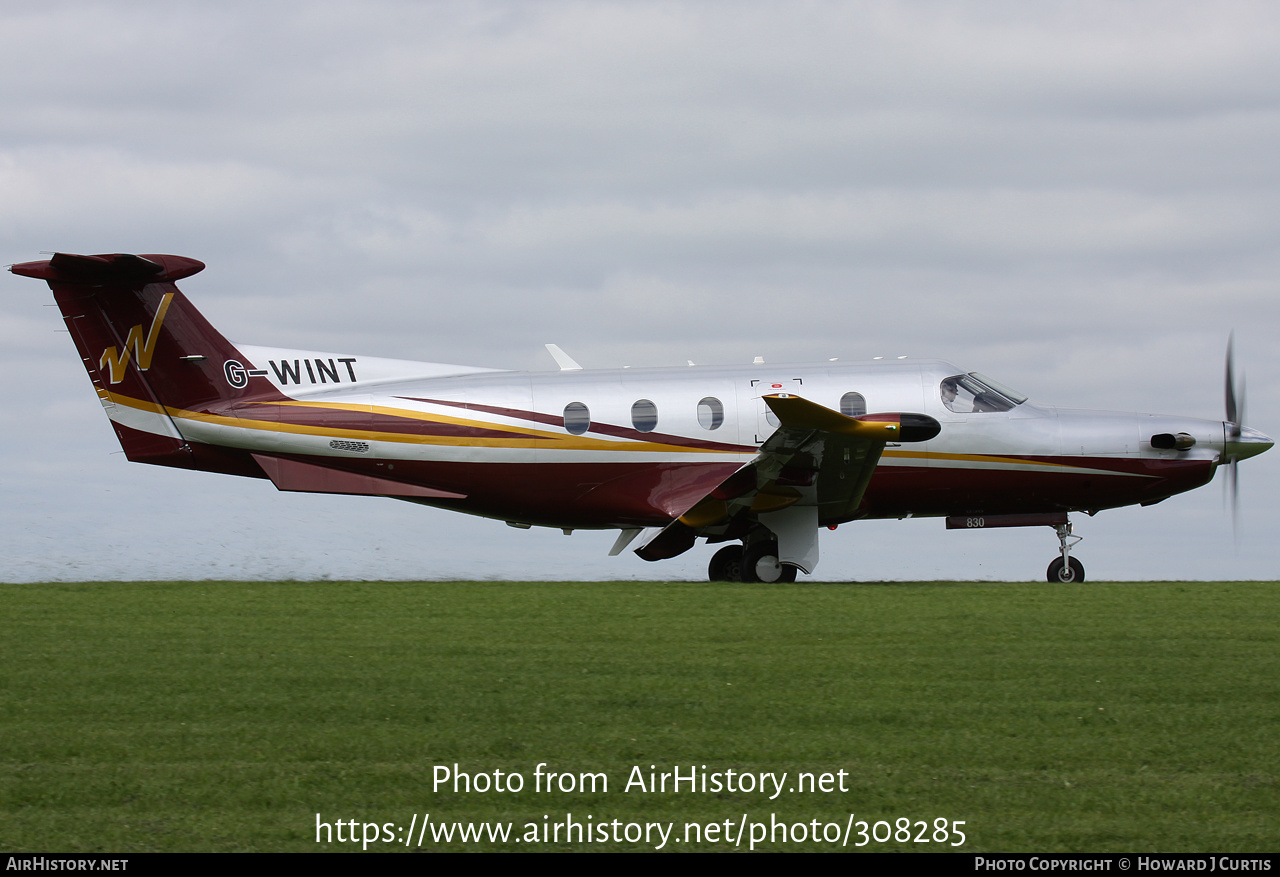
[563,402,590,435]
[840,392,866,417]
[631,399,658,433]
[697,397,724,430]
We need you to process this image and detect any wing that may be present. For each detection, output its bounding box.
[635,394,940,569]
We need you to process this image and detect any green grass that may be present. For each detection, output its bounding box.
[2,580,1277,852]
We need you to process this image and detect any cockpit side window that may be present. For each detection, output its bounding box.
[970,373,1028,405]
[940,374,1023,413]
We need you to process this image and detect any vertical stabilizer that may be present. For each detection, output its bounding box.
[12,252,275,474]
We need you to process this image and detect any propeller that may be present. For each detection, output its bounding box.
[1220,334,1274,538]
[1224,332,1247,531]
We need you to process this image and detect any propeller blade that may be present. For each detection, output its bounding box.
[1223,333,1247,539]
[1238,373,1246,439]
[1225,332,1240,440]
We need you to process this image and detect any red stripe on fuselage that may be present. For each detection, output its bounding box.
[403,396,757,452]
[231,401,548,442]
[258,455,744,527]
[220,450,1215,530]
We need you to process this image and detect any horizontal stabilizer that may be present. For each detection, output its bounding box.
[11,252,205,284]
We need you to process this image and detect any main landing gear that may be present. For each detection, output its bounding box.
[708,545,743,582]
[708,542,798,583]
[1047,522,1085,582]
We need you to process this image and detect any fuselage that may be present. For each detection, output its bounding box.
[14,251,1271,582]
[163,351,1234,530]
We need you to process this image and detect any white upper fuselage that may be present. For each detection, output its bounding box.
[225,347,1230,468]
[117,347,1239,532]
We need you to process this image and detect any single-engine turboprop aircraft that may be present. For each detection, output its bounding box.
[13,252,1273,582]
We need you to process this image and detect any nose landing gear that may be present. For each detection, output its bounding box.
[1047,522,1085,582]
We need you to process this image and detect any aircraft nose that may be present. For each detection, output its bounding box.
[1225,425,1274,462]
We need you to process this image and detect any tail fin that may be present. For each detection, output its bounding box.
[12,252,274,475]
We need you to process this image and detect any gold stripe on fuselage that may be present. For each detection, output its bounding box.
[882,449,1151,478]
[103,392,1155,475]
[106,392,736,454]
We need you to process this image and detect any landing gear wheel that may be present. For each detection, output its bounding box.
[1047,556,1085,583]
[741,542,798,584]
[708,545,745,582]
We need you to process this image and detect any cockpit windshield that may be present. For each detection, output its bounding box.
[940,373,1028,413]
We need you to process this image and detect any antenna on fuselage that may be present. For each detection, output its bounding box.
[544,343,583,371]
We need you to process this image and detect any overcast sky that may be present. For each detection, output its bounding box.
[3,1,1277,582]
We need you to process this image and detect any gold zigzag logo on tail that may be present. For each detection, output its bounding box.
[99,294,174,384]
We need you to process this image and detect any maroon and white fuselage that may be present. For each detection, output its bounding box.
[12,252,1271,582]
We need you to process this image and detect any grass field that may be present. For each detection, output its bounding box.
[2,580,1277,852]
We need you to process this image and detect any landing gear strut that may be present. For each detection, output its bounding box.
[1046,522,1085,582]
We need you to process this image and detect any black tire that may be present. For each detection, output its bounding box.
[741,542,798,583]
[708,545,745,582]
[1047,556,1085,583]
